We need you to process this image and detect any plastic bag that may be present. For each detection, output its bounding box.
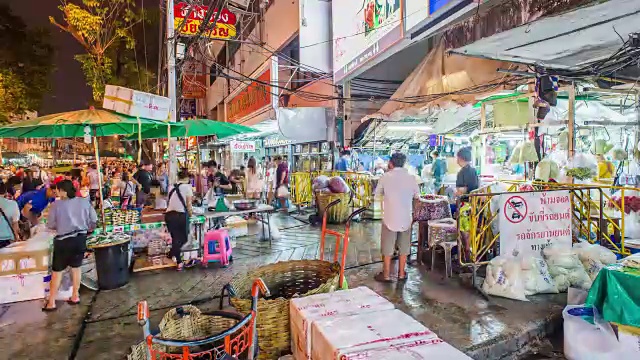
[622,253,640,269]
[520,256,559,295]
[573,242,617,280]
[328,176,350,193]
[535,158,560,182]
[258,220,281,241]
[482,255,529,301]
[510,141,539,164]
[626,212,640,238]
[563,305,624,360]
[543,246,592,291]
[312,175,330,190]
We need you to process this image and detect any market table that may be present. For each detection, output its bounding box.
[203,204,275,243]
[586,264,640,328]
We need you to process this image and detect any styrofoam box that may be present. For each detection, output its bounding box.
[311,309,438,360]
[339,338,472,359]
[0,271,47,304]
[290,287,395,360]
[618,325,640,356]
[103,85,171,121]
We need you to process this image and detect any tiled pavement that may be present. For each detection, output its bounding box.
[0,213,566,359]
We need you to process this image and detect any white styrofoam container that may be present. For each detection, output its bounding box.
[339,338,473,359]
[618,326,640,356]
[290,287,395,360]
[311,309,437,360]
[0,271,47,304]
[103,85,171,121]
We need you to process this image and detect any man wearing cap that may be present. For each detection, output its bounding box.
[374,152,420,282]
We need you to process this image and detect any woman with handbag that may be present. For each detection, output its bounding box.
[274,156,289,212]
[165,169,193,271]
[245,157,262,199]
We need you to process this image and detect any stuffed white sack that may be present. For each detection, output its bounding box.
[535,158,560,181]
[520,256,559,295]
[573,242,617,281]
[543,246,592,291]
[482,255,529,301]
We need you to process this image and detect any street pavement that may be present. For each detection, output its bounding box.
[0,213,565,359]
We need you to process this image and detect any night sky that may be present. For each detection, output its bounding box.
[2,0,101,114]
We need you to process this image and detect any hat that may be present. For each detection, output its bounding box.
[52,176,64,186]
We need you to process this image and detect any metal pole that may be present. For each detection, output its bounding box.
[166,0,178,184]
[157,0,164,96]
[93,129,106,232]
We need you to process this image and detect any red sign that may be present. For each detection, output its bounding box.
[174,3,237,39]
[227,70,271,122]
[504,196,527,224]
[182,74,206,99]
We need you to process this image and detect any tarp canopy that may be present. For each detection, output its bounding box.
[124,118,257,140]
[450,0,640,74]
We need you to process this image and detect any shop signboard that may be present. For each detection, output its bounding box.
[227,70,271,122]
[230,140,256,153]
[180,99,197,118]
[182,74,207,99]
[174,2,237,40]
[332,0,403,82]
[499,190,572,257]
[405,0,472,37]
[264,137,293,148]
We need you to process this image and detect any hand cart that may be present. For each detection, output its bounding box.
[136,278,270,360]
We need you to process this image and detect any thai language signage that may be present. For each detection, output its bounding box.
[174,2,237,40]
[499,190,572,256]
[230,140,256,153]
[227,70,271,122]
[332,0,403,82]
[182,74,207,99]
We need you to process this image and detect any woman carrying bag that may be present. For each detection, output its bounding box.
[164,169,193,271]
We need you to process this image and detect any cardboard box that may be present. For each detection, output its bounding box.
[311,309,437,360]
[339,337,472,359]
[290,287,395,360]
[0,239,50,276]
[0,271,47,304]
[103,85,171,121]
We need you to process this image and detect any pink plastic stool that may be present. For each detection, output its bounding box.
[202,229,233,267]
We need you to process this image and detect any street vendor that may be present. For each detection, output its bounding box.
[17,179,56,226]
[455,147,479,199]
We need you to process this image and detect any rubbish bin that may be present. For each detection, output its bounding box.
[93,240,131,290]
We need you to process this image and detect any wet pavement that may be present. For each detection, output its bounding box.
[0,214,567,359]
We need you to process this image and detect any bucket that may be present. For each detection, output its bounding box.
[94,240,131,290]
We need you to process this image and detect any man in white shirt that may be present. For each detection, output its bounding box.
[374,152,420,282]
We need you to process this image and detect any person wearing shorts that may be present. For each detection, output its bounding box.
[374,152,419,282]
[43,180,97,311]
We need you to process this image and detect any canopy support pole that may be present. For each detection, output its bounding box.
[195,137,202,194]
[137,116,142,164]
[93,128,106,232]
[480,104,487,175]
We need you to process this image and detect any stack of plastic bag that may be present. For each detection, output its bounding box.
[534,157,560,182]
[543,246,592,291]
[572,242,617,280]
[621,253,640,269]
[520,256,559,296]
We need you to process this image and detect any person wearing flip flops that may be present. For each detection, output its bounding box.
[374,152,420,283]
[43,180,97,311]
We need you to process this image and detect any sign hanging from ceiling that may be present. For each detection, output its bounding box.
[174,2,237,40]
[226,69,271,122]
[332,0,403,82]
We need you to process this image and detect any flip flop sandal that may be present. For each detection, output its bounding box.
[397,275,408,282]
[374,272,392,283]
[67,299,81,305]
[42,306,57,312]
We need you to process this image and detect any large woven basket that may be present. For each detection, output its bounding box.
[128,305,242,360]
[317,191,350,224]
[226,260,342,359]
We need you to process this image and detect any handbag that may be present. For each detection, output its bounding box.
[276,185,290,198]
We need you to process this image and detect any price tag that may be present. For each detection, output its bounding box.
[131,224,140,231]
[113,225,124,233]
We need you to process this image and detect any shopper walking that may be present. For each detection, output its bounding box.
[274,156,289,212]
[374,152,420,282]
[43,180,97,311]
[431,150,447,193]
[245,157,262,199]
[87,163,101,206]
[119,173,136,209]
[165,169,193,271]
[133,161,153,207]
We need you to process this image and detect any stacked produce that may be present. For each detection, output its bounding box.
[87,233,131,247]
[103,209,141,226]
[312,175,351,194]
[565,153,598,180]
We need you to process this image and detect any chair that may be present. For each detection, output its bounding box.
[431,241,458,278]
[202,229,233,267]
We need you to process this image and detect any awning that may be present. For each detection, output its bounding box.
[451,0,640,72]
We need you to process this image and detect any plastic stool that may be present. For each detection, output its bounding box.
[202,229,233,267]
[431,241,457,278]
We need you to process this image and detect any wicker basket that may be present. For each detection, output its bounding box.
[316,191,350,224]
[128,305,242,360]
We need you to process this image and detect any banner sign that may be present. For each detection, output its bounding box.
[499,190,572,257]
[227,70,271,122]
[174,2,237,40]
[182,74,207,99]
[230,140,256,152]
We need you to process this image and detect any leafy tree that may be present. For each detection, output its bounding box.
[0,5,54,122]
[49,0,154,102]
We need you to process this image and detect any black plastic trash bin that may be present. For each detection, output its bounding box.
[93,240,131,290]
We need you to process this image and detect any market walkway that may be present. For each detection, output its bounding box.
[0,214,566,359]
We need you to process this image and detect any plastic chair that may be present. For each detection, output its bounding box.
[431,241,458,278]
[203,229,233,267]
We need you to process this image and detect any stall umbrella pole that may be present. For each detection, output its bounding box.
[93,128,106,233]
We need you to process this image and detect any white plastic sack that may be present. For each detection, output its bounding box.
[626,212,640,239]
[573,242,617,280]
[563,305,624,360]
[622,253,640,269]
[543,246,592,291]
[482,255,529,301]
[535,158,560,181]
[258,220,281,241]
[520,256,559,295]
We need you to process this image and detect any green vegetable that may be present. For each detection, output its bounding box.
[565,167,595,180]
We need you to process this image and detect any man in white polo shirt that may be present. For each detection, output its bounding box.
[374,152,420,282]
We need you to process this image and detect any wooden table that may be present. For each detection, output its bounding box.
[203,204,275,242]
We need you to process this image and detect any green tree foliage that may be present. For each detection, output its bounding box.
[0,5,55,122]
[50,0,155,102]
